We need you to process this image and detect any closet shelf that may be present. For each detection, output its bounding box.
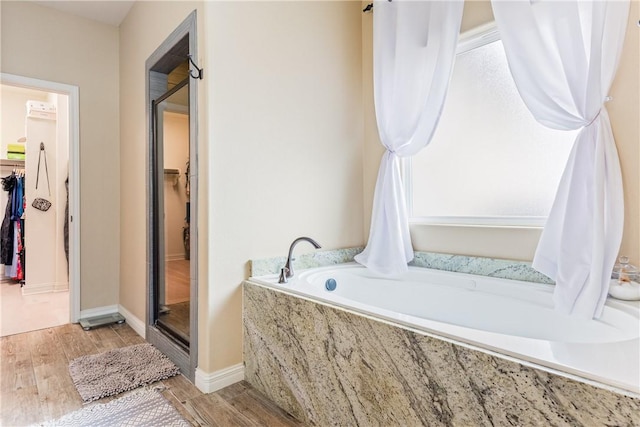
[0,159,25,167]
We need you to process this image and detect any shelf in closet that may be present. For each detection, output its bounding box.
[0,159,25,167]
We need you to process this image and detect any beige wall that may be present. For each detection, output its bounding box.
[204,1,363,372]
[1,1,120,309]
[163,112,189,260]
[0,86,48,152]
[362,0,640,266]
[610,0,640,267]
[118,1,204,325]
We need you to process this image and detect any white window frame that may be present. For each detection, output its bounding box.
[404,21,551,228]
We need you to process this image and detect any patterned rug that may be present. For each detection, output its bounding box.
[39,387,190,427]
[69,343,180,402]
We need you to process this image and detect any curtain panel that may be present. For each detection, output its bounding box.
[492,0,630,318]
[355,0,464,275]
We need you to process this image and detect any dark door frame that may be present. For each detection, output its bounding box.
[145,10,199,381]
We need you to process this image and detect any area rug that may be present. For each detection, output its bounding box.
[38,387,190,427]
[69,343,180,402]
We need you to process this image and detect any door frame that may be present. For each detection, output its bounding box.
[0,72,81,322]
[145,11,199,381]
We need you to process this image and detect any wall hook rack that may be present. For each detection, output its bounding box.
[187,54,203,80]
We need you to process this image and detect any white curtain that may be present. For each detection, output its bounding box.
[492,0,630,318]
[355,0,464,275]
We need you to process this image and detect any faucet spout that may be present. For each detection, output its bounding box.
[279,237,322,283]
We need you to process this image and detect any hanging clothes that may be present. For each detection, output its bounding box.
[5,222,19,279]
[13,220,23,281]
[1,174,16,265]
[1,172,25,281]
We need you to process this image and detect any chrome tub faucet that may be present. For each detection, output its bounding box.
[279,237,322,283]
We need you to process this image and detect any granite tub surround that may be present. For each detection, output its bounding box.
[251,248,553,285]
[410,252,554,285]
[244,283,640,426]
[250,247,364,277]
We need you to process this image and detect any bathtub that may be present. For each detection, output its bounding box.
[248,263,640,395]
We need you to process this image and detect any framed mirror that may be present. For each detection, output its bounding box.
[153,78,190,349]
[146,12,198,381]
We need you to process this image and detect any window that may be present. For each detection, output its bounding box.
[407,25,578,227]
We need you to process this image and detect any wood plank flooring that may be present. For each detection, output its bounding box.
[159,300,190,338]
[166,259,190,305]
[0,323,304,426]
[161,259,191,342]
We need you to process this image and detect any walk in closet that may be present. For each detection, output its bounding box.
[0,83,71,336]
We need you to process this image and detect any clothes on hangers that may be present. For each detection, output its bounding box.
[1,173,17,265]
[1,171,25,280]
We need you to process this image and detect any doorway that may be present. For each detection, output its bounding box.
[0,74,80,336]
[146,12,198,380]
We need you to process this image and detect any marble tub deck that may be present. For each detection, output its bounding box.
[243,282,640,426]
[250,248,552,285]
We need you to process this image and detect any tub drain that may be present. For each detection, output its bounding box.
[325,278,337,291]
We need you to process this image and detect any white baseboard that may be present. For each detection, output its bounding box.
[195,363,245,393]
[54,282,69,292]
[21,281,69,295]
[118,304,146,339]
[79,304,118,319]
[166,254,186,261]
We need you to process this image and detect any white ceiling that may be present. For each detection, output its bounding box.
[31,1,135,27]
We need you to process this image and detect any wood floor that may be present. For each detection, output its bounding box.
[162,259,191,342]
[0,322,304,426]
[160,300,190,339]
[166,259,190,305]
